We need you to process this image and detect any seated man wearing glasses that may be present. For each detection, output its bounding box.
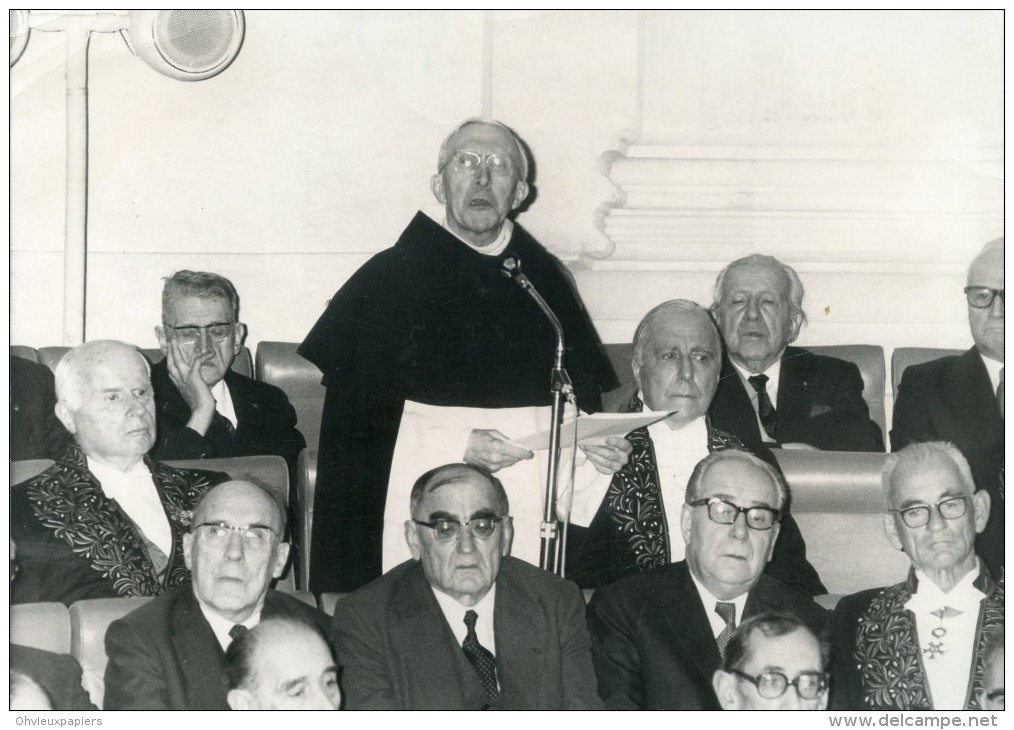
[331,463,602,710]
[587,449,828,710]
[712,612,829,710]
[830,442,1003,711]
[152,270,304,477]
[103,481,329,710]
[891,238,1004,577]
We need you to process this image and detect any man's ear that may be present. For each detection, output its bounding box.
[882,513,904,552]
[972,490,991,534]
[765,523,781,563]
[405,520,422,561]
[787,309,803,344]
[182,532,195,570]
[227,689,257,711]
[232,323,247,356]
[430,174,447,205]
[680,504,694,546]
[501,516,514,557]
[54,401,76,435]
[631,356,643,394]
[510,180,530,211]
[155,326,169,355]
[272,542,291,579]
[712,670,740,710]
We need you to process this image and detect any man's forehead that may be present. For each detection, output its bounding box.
[726,262,789,294]
[701,461,778,504]
[968,252,1004,287]
[744,629,821,672]
[198,485,278,526]
[448,123,516,153]
[165,294,232,321]
[647,311,718,349]
[83,352,148,385]
[419,477,497,513]
[890,456,969,504]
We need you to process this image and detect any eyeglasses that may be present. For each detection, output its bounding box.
[731,669,828,701]
[442,150,514,177]
[688,497,781,530]
[412,516,504,542]
[194,521,278,550]
[891,495,971,529]
[164,322,235,343]
[964,286,1004,309]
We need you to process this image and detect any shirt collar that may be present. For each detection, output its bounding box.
[87,455,152,485]
[212,378,237,428]
[730,356,783,397]
[978,351,1004,392]
[196,593,264,651]
[689,567,749,626]
[424,208,514,256]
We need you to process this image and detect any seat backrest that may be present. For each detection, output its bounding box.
[36,345,252,377]
[70,596,152,708]
[317,592,348,616]
[255,342,326,450]
[808,344,886,439]
[296,448,318,591]
[773,450,910,597]
[11,459,55,485]
[891,347,965,402]
[601,343,635,413]
[11,345,38,362]
[163,454,295,591]
[11,602,72,654]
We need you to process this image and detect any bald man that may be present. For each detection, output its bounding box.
[891,238,1004,576]
[104,481,329,710]
[11,340,229,605]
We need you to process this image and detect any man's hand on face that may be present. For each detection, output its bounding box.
[165,338,217,435]
[580,435,634,475]
[463,429,534,472]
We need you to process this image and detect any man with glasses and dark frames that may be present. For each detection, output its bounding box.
[103,481,329,710]
[588,449,828,710]
[152,270,305,478]
[331,463,602,709]
[830,442,1003,710]
[712,612,829,710]
[892,238,1004,578]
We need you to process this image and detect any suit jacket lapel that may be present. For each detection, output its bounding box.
[493,561,546,709]
[711,355,764,449]
[223,371,258,433]
[948,348,1003,439]
[662,563,722,683]
[775,347,811,432]
[171,591,229,710]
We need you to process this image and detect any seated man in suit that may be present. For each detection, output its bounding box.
[11,340,229,605]
[587,449,828,710]
[830,442,1003,710]
[11,353,69,460]
[331,463,602,710]
[225,617,341,710]
[979,630,1004,711]
[891,238,1004,578]
[566,299,824,597]
[152,270,305,477]
[708,254,884,452]
[712,611,829,711]
[104,480,329,710]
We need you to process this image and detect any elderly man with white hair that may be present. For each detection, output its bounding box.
[830,441,1003,710]
[11,340,229,605]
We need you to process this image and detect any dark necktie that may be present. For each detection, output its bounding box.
[998,367,1004,419]
[228,624,248,644]
[747,374,777,440]
[214,411,236,436]
[715,602,737,657]
[462,609,498,701]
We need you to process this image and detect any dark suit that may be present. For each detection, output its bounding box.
[709,347,884,452]
[150,360,305,477]
[103,586,330,710]
[331,557,602,710]
[10,444,228,605]
[11,355,69,460]
[891,347,1004,576]
[10,645,97,710]
[587,560,829,710]
[829,567,1003,710]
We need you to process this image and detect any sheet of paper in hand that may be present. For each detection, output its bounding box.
[510,410,676,451]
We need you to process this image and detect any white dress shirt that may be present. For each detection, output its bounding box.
[429,208,513,257]
[198,601,263,651]
[432,585,498,657]
[211,378,237,429]
[689,569,749,639]
[979,352,1003,393]
[88,457,172,557]
[730,358,783,443]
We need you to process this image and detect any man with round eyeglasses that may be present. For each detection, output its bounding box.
[299,118,617,593]
[103,481,329,710]
[587,449,828,710]
[830,442,1003,710]
[892,238,1004,578]
[331,463,602,709]
[152,269,305,478]
[712,612,830,710]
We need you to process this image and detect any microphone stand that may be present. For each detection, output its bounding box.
[501,257,574,575]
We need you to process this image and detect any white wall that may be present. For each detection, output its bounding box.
[10,10,1002,376]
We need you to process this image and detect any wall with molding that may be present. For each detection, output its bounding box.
[11,10,1002,403]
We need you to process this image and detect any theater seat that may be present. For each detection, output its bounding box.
[601,342,887,440]
[773,449,910,600]
[11,345,38,362]
[70,596,151,708]
[10,459,54,485]
[255,342,326,451]
[11,602,71,654]
[36,345,252,377]
[317,592,348,616]
[891,347,965,402]
[296,448,318,590]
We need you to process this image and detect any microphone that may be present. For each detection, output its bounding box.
[501,257,565,369]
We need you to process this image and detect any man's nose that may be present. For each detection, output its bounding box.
[780,687,803,710]
[456,526,477,553]
[677,355,695,382]
[195,328,213,353]
[925,505,948,532]
[744,297,761,320]
[223,530,245,560]
[473,163,491,187]
[988,293,1004,317]
[728,511,749,540]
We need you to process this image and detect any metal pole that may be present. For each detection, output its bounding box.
[62,27,90,346]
